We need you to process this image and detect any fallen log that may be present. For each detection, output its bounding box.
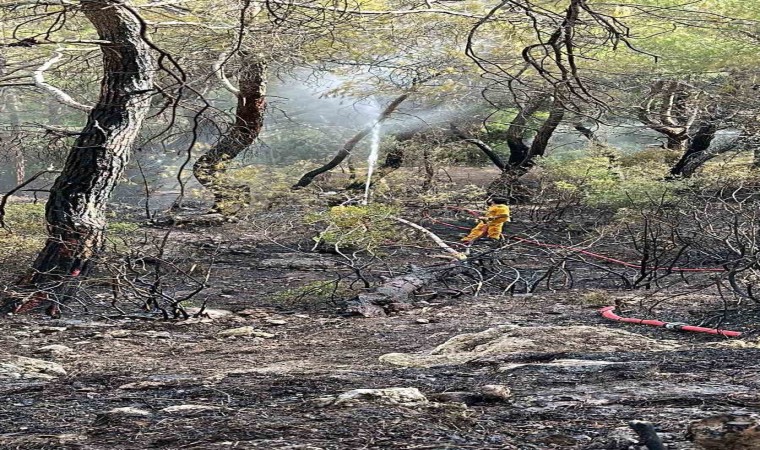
[345,262,471,317]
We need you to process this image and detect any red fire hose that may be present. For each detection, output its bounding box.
[431,207,725,273]
[429,208,742,338]
[599,305,742,337]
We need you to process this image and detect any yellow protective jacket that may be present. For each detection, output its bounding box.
[462,204,511,241]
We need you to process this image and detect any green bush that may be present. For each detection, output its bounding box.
[0,203,46,268]
[306,204,400,253]
[538,152,690,209]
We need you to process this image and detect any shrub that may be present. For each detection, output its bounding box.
[0,203,46,271]
[538,152,691,209]
[306,204,400,254]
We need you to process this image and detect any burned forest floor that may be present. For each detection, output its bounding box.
[2,196,760,450]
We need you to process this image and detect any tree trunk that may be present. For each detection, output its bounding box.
[524,96,564,163]
[14,145,25,185]
[11,0,154,316]
[638,80,691,152]
[665,134,689,151]
[492,94,562,200]
[292,93,409,189]
[193,55,266,214]
[506,95,546,167]
[678,139,739,178]
[669,122,718,177]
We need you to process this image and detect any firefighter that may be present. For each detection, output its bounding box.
[462,197,511,244]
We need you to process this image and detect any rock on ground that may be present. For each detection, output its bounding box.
[34,345,75,357]
[320,387,429,406]
[380,325,678,368]
[93,407,153,427]
[161,404,222,414]
[429,384,512,405]
[0,355,67,380]
[217,326,274,338]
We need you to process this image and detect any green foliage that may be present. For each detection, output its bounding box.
[228,163,313,210]
[0,203,46,268]
[538,151,689,209]
[416,183,487,207]
[306,204,400,253]
[272,280,349,310]
[619,148,681,168]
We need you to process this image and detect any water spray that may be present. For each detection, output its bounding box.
[362,115,383,205]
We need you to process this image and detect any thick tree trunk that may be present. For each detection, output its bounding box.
[492,94,562,200]
[451,94,563,200]
[524,96,564,162]
[193,55,266,214]
[10,0,154,315]
[506,95,546,167]
[669,122,718,177]
[292,93,409,189]
[345,263,466,317]
[678,139,739,178]
[665,135,689,151]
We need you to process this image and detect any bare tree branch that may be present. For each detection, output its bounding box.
[213,52,240,95]
[33,51,92,112]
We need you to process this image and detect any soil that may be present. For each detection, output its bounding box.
[1,201,760,450]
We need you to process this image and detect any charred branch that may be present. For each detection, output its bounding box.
[292,93,409,189]
[450,123,506,170]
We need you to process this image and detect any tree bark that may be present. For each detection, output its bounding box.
[669,122,718,177]
[524,96,564,163]
[506,96,546,167]
[450,94,564,200]
[193,54,266,214]
[638,80,691,152]
[490,94,563,199]
[292,93,409,189]
[10,0,154,315]
[678,138,739,178]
